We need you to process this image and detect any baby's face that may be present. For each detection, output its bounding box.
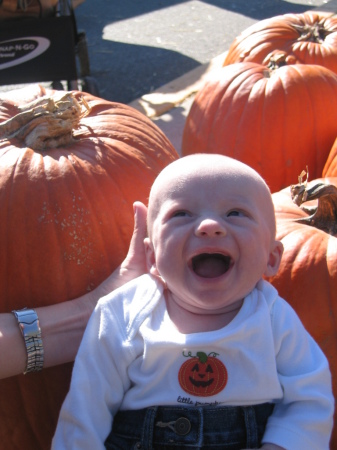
[145,155,282,314]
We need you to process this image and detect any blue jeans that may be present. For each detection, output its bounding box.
[105,403,274,449]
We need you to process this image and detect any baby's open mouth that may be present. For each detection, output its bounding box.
[191,253,232,278]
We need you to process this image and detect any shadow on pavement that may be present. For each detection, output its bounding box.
[88,42,200,104]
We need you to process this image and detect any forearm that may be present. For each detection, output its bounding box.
[0,264,144,380]
[0,293,94,379]
[38,295,94,369]
[0,312,28,377]
[40,267,130,369]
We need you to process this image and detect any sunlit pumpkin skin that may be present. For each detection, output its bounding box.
[323,135,337,177]
[178,351,228,397]
[223,11,337,74]
[0,88,178,450]
[181,61,337,193]
[266,177,337,447]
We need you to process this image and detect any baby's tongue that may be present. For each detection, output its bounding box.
[193,254,229,278]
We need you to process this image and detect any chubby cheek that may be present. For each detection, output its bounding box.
[241,242,272,278]
[144,238,160,276]
[147,224,188,280]
[144,237,174,279]
[155,246,184,283]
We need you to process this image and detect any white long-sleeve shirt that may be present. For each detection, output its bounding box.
[52,274,334,450]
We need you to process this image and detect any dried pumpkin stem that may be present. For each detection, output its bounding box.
[0,92,90,151]
[291,182,337,235]
[292,22,332,43]
[267,52,288,70]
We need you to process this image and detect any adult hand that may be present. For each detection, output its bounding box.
[90,201,148,300]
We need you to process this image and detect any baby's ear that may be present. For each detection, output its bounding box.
[144,237,160,276]
[264,240,284,277]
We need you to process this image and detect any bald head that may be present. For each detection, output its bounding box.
[147,154,276,238]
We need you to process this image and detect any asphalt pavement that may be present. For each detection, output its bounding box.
[75,0,333,104]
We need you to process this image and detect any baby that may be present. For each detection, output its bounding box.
[52,154,334,450]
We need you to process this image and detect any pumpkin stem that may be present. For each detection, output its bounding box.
[291,181,337,235]
[267,53,287,70]
[0,92,90,151]
[265,51,297,70]
[197,352,208,363]
[292,21,332,44]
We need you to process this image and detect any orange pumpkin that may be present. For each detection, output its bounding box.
[223,11,337,74]
[323,135,337,177]
[0,87,178,449]
[266,176,337,447]
[181,61,337,193]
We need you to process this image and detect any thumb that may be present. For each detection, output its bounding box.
[121,201,148,275]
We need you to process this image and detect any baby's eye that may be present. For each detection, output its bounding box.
[227,210,244,217]
[172,211,189,217]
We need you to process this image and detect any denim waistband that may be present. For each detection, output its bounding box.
[106,403,274,450]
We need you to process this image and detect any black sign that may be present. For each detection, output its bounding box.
[0,16,77,85]
[0,37,50,70]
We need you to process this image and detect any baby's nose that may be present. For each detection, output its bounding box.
[196,218,226,237]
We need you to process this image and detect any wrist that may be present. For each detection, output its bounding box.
[12,308,44,374]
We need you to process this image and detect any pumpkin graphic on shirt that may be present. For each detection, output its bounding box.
[178,351,228,397]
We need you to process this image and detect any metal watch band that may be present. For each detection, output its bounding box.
[12,308,44,374]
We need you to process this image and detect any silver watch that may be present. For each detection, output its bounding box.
[12,308,44,374]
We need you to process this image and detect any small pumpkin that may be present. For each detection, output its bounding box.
[266,175,337,447]
[178,351,228,397]
[223,11,337,74]
[181,60,337,193]
[0,87,178,450]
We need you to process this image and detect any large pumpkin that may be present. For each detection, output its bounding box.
[323,135,337,177]
[181,61,337,193]
[223,11,337,74]
[0,86,178,449]
[266,175,337,447]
